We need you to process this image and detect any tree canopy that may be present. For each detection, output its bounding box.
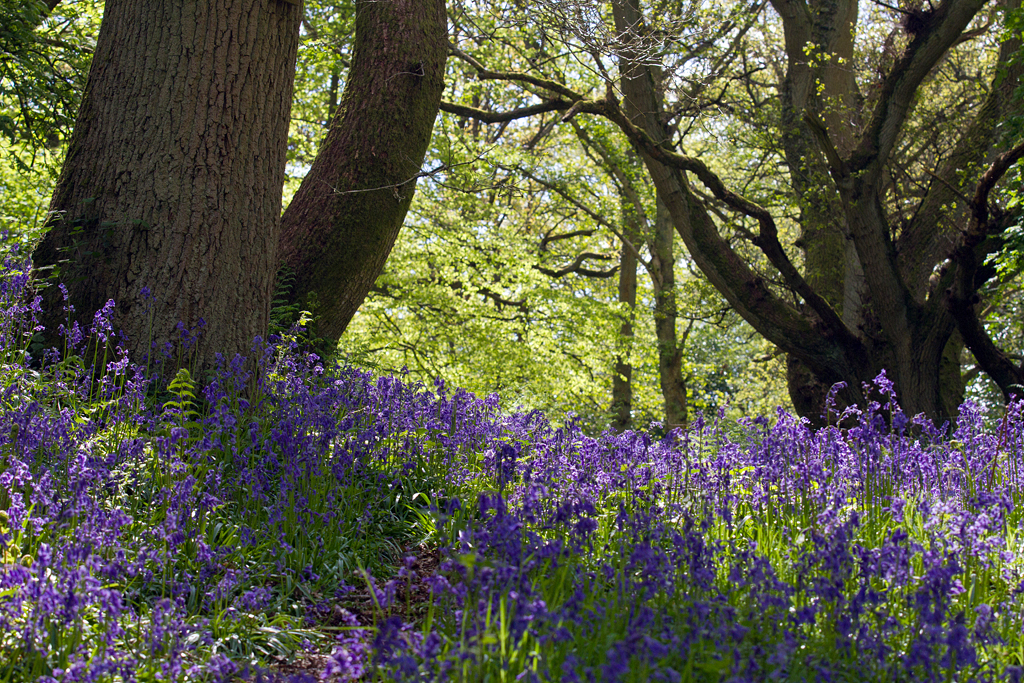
[427,0,1024,423]
[3,0,1023,431]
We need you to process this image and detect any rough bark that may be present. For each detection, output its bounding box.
[33,0,301,375]
[278,0,447,342]
[834,0,992,419]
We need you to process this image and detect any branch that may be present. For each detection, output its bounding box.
[970,140,1024,228]
[946,140,1024,401]
[439,99,571,124]
[540,228,597,251]
[802,110,847,176]
[448,42,584,100]
[442,30,861,364]
[568,122,651,267]
[535,252,618,278]
[851,0,990,173]
[471,285,530,312]
[582,96,856,346]
[901,16,1021,320]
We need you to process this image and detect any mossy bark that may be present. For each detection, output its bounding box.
[33,0,301,375]
[278,0,448,342]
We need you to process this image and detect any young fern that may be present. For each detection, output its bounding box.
[163,367,200,429]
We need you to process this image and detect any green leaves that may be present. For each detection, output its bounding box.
[0,0,97,159]
[163,368,200,426]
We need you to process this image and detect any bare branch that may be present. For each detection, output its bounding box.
[540,228,597,251]
[440,99,571,123]
[535,251,619,278]
[448,42,585,100]
[514,164,649,269]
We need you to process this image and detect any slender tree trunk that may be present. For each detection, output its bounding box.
[603,32,689,431]
[33,0,301,375]
[326,67,340,123]
[651,198,687,430]
[278,0,447,342]
[610,233,636,432]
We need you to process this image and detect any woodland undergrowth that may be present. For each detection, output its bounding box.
[2,240,1024,682]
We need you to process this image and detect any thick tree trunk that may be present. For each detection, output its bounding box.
[278,0,447,342]
[33,0,301,375]
[773,0,864,417]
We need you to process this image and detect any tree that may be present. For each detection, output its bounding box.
[278,0,448,341]
[31,0,302,370]
[0,0,97,241]
[440,0,1024,422]
[31,0,448,376]
[611,0,1023,421]
[0,0,91,162]
[338,95,779,432]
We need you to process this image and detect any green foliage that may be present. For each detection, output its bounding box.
[336,17,794,431]
[282,1,356,207]
[0,0,99,247]
[0,0,96,164]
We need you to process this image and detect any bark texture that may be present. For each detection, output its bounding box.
[278,0,447,342]
[33,0,301,374]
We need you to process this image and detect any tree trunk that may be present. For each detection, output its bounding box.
[773,0,863,417]
[610,232,636,432]
[603,38,689,431]
[33,0,301,375]
[651,198,687,430]
[278,0,447,342]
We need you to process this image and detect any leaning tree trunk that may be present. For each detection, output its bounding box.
[278,0,447,342]
[33,0,301,376]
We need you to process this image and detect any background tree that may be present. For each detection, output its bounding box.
[438,0,1024,422]
[0,0,97,242]
[0,0,91,163]
[338,23,790,431]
